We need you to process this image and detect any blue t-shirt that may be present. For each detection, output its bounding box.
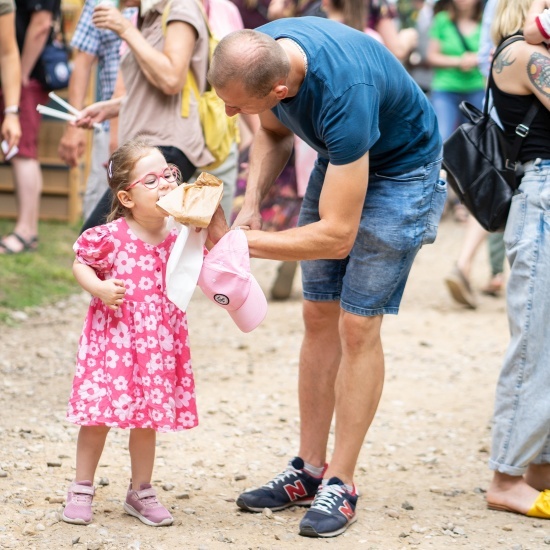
[258,17,442,174]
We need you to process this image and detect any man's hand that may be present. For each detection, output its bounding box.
[232,203,262,230]
[96,279,126,310]
[58,124,86,167]
[206,206,231,245]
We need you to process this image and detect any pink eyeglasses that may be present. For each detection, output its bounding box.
[125,164,182,191]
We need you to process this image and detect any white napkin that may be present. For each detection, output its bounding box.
[166,221,207,311]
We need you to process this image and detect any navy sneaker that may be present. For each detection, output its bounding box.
[299,477,358,538]
[236,457,323,512]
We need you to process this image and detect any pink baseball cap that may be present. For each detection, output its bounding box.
[197,229,268,333]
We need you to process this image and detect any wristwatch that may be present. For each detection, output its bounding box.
[4,105,19,115]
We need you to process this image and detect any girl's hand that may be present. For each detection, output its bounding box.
[96,279,126,310]
[92,4,131,35]
[1,115,21,151]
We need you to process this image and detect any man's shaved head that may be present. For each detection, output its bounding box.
[208,30,290,98]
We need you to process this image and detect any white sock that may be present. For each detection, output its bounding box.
[303,461,324,478]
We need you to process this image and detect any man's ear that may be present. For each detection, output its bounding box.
[117,190,133,208]
[273,83,288,100]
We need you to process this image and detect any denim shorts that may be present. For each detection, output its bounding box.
[298,155,446,316]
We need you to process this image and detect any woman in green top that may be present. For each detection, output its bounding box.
[427,0,485,141]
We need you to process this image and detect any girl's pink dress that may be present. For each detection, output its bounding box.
[67,217,198,433]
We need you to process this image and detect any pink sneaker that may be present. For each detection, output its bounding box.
[62,481,95,525]
[124,483,173,526]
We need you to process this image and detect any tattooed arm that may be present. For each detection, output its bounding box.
[492,42,550,113]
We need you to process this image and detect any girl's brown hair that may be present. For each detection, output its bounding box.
[106,137,160,222]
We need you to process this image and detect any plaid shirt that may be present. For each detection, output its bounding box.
[71,0,136,102]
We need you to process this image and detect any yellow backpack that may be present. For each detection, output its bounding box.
[162,0,238,170]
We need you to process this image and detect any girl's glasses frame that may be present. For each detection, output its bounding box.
[125,164,182,191]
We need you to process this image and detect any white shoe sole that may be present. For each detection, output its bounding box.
[123,502,173,527]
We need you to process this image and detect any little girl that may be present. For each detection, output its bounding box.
[62,138,197,527]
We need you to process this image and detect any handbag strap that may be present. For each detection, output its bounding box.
[451,21,473,53]
[488,34,541,177]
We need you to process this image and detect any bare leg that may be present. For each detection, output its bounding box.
[456,216,488,279]
[525,463,550,491]
[129,428,156,489]
[325,314,384,485]
[487,471,541,513]
[0,157,42,252]
[75,426,111,482]
[297,300,341,468]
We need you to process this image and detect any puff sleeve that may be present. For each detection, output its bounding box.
[73,225,116,276]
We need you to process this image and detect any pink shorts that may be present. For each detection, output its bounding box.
[0,79,49,159]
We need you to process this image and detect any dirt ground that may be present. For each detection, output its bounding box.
[0,218,548,550]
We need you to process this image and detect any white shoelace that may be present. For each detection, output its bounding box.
[264,465,299,489]
[310,484,346,513]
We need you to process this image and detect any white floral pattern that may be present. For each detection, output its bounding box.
[67,218,198,432]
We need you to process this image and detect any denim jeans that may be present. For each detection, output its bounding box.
[430,89,485,141]
[489,159,550,475]
[298,155,446,316]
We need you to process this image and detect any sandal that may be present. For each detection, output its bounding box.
[488,490,550,519]
[0,232,39,254]
[444,266,477,309]
[481,273,504,297]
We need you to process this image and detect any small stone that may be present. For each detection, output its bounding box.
[22,525,36,536]
[544,536,550,545]
[502,524,513,531]
[35,524,45,532]
[175,493,190,500]
[263,508,273,519]
[47,461,62,468]
[402,501,414,510]
[162,483,175,491]
[234,474,247,481]
[182,508,195,515]
[386,509,400,519]
[87,543,102,550]
[98,477,109,486]
[72,537,80,545]
[0,470,7,478]
[47,496,64,504]
[399,532,409,538]
[453,526,466,535]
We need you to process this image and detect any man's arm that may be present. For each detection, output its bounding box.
[20,9,52,86]
[58,51,96,167]
[244,152,370,261]
[233,109,294,229]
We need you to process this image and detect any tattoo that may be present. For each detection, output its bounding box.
[527,52,550,98]
[494,50,515,74]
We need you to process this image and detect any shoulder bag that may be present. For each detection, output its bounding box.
[442,35,540,232]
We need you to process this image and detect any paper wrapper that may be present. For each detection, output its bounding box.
[156,172,224,228]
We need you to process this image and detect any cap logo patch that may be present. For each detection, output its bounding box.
[214,294,230,305]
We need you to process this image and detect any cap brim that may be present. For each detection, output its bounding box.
[227,275,268,333]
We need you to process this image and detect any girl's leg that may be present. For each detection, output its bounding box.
[75,426,111,482]
[129,428,156,489]
[125,428,173,526]
[62,426,110,525]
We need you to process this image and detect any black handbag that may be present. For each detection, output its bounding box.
[442,35,539,232]
[37,15,71,91]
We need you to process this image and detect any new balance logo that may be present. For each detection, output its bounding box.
[338,500,355,520]
[284,481,308,501]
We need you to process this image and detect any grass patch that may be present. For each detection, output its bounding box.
[0,219,82,322]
